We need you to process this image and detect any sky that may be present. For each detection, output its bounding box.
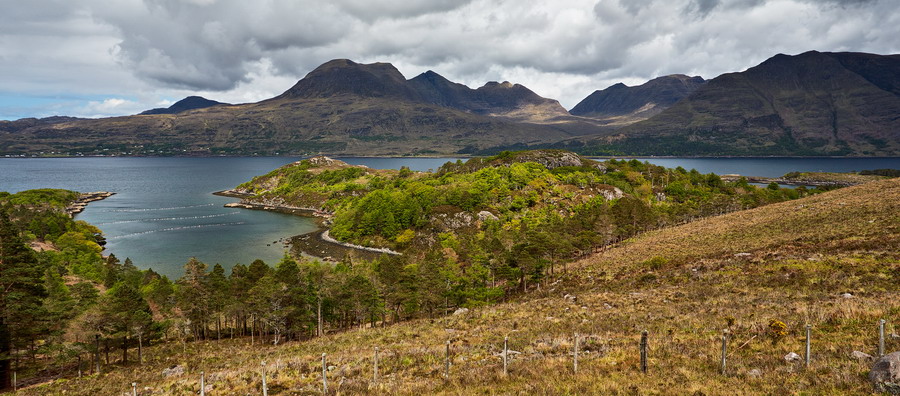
[1,0,898,120]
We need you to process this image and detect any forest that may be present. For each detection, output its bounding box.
[0,152,835,388]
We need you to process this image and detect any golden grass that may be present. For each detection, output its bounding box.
[11,179,899,395]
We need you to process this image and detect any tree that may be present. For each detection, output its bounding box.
[99,282,152,364]
[0,207,46,388]
[175,258,209,340]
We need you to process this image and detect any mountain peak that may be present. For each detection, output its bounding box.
[139,96,226,115]
[570,74,706,121]
[278,59,418,100]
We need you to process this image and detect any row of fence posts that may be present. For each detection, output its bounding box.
[118,319,891,394]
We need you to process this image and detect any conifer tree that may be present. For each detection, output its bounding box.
[0,207,46,388]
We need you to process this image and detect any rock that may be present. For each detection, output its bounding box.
[747,368,762,378]
[563,294,578,303]
[853,350,874,361]
[784,352,802,363]
[477,210,499,222]
[453,307,469,316]
[841,293,855,299]
[870,352,900,394]
[162,365,184,377]
[599,186,624,201]
[734,252,752,258]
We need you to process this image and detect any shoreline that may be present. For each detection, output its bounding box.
[213,189,400,261]
[67,191,115,216]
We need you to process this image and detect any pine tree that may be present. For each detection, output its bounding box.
[0,207,47,388]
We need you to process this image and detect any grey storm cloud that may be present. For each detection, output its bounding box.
[1,0,899,119]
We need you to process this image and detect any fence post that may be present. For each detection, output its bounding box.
[879,319,886,357]
[503,336,509,376]
[640,330,648,373]
[13,371,16,391]
[200,371,205,396]
[445,340,451,379]
[131,382,137,396]
[573,332,579,374]
[261,361,268,396]
[373,347,379,385]
[720,330,727,375]
[322,353,328,394]
[805,325,811,367]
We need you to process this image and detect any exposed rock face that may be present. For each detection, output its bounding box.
[870,352,900,394]
[477,211,499,222]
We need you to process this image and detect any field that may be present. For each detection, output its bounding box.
[11,178,899,395]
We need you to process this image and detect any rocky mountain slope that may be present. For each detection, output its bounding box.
[570,74,705,125]
[2,52,898,157]
[576,51,900,156]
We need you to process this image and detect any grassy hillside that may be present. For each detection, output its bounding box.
[15,177,899,395]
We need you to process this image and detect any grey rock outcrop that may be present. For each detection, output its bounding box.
[870,352,900,394]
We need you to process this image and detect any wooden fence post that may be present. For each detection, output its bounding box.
[573,332,579,374]
[720,331,727,375]
[200,371,205,396]
[879,319,886,357]
[805,324,811,367]
[261,361,268,396]
[373,347,379,385]
[503,336,509,376]
[445,340,451,379]
[131,382,137,396]
[640,330,648,373]
[322,353,328,394]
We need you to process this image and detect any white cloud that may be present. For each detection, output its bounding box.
[0,0,898,119]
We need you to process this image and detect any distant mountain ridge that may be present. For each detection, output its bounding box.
[576,51,900,156]
[140,96,228,115]
[570,74,705,124]
[1,51,898,157]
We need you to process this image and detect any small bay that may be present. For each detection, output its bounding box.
[1,156,897,278]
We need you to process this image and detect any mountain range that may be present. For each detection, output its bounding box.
[1,51,897,156]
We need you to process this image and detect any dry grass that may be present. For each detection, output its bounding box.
[11,179,899,395]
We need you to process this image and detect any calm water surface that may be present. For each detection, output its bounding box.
[1,156,896,278]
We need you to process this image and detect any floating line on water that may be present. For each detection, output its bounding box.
[107,203,216,212]
[106,221,246,240]
[95,211,240,225]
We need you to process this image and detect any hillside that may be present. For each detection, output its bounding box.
[0,60,582,157]
[570,74,705,125]
[15,177,899,395]
[577,51,900,156]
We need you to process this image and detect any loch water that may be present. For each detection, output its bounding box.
[1,156,897,278]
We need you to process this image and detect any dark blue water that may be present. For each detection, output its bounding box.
[628,157,900,178]
[1,156,897,278]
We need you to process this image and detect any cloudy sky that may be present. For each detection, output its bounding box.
[1,0,897,120]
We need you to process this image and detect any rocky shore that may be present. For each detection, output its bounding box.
[214,189,400,261]
[66,191,115,216]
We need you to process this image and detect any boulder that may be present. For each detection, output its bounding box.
[162,365,184,377]
[841,293,855,299]
[747,368,762,378]
[853,350,875,362]
[870,352,900,394]
[477,210,499,222]
[784,352,801,363]
[453,308,469,316]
